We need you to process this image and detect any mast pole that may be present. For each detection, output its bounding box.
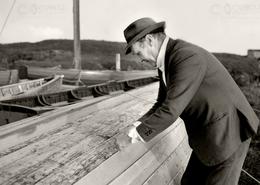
[73,0,81,70]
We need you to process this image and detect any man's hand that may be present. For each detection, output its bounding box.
[116,125,141,150]
[116,132,132,150]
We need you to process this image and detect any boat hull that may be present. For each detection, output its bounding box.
[28,66,158,85]
[0,75,63,101]
[0,82,191,185]
[75,119,191,185]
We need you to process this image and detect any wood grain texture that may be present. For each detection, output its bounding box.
[108,121,188,185]
[142,138,191,185]
[75,118,184,185]
[0,82,192,185]
[0,83,155,184]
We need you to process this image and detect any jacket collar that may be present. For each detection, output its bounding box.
[164,38,179,85]
[156,36,169,70]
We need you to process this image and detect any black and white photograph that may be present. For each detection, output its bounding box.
[0,0,259,184]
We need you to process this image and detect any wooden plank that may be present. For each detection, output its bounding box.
[0,124,85,181]
[0,95,109,137]
[35,137,118,185]
[0,91,154,155]
[74,118,185,185]
[1,136,116,185]
[0,82,157,137]
[172,168,185,185]
[108,120,187,185]
[0,83,159,185]
[0,102,149,184]
[142,138,191,185]
[36,99,158,184]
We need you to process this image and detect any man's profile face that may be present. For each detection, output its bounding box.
[131,38,157,67]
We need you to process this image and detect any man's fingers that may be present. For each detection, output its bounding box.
[116,133,131,150]
[131,137,141,144]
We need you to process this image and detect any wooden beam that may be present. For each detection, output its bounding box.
[73,0,81,70]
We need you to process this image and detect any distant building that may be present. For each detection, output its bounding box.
[248,49,260,60]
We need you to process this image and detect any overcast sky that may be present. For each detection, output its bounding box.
[0,0,260,55]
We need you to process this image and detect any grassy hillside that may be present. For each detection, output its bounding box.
[1,39,259,76]
[0,39,153,71]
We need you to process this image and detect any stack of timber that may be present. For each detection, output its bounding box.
[0,82,191,185]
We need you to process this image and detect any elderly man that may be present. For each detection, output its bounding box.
[118,17,259,185]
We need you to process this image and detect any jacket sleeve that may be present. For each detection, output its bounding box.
[136,53,207,142]
[138,69,167,122]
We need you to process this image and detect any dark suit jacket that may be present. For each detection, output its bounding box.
[137,38,259,166]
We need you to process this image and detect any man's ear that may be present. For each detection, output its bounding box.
[145,34,153,46]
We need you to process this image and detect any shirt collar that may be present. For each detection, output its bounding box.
[156,36,169,71]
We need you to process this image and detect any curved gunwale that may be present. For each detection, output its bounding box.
[0,75,63,101]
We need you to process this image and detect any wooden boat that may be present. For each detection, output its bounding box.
[0,69,19,86]
[27,66,158,85]
[0,102,54,126]
[0,75,64,101]
[0,103,39,126]
[0,82,191,185]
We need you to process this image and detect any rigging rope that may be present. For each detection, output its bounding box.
[0,0,17,37]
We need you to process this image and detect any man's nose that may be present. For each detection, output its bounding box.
[141,59,149,63]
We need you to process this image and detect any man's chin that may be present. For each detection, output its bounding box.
[141,59,156,67]
[150,61,157,67]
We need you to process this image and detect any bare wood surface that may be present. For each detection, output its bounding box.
[0,82,163,185]
[0,82,192,185]
[75,118,185,185]
[108,120,187,185]
[142,137,191,185]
